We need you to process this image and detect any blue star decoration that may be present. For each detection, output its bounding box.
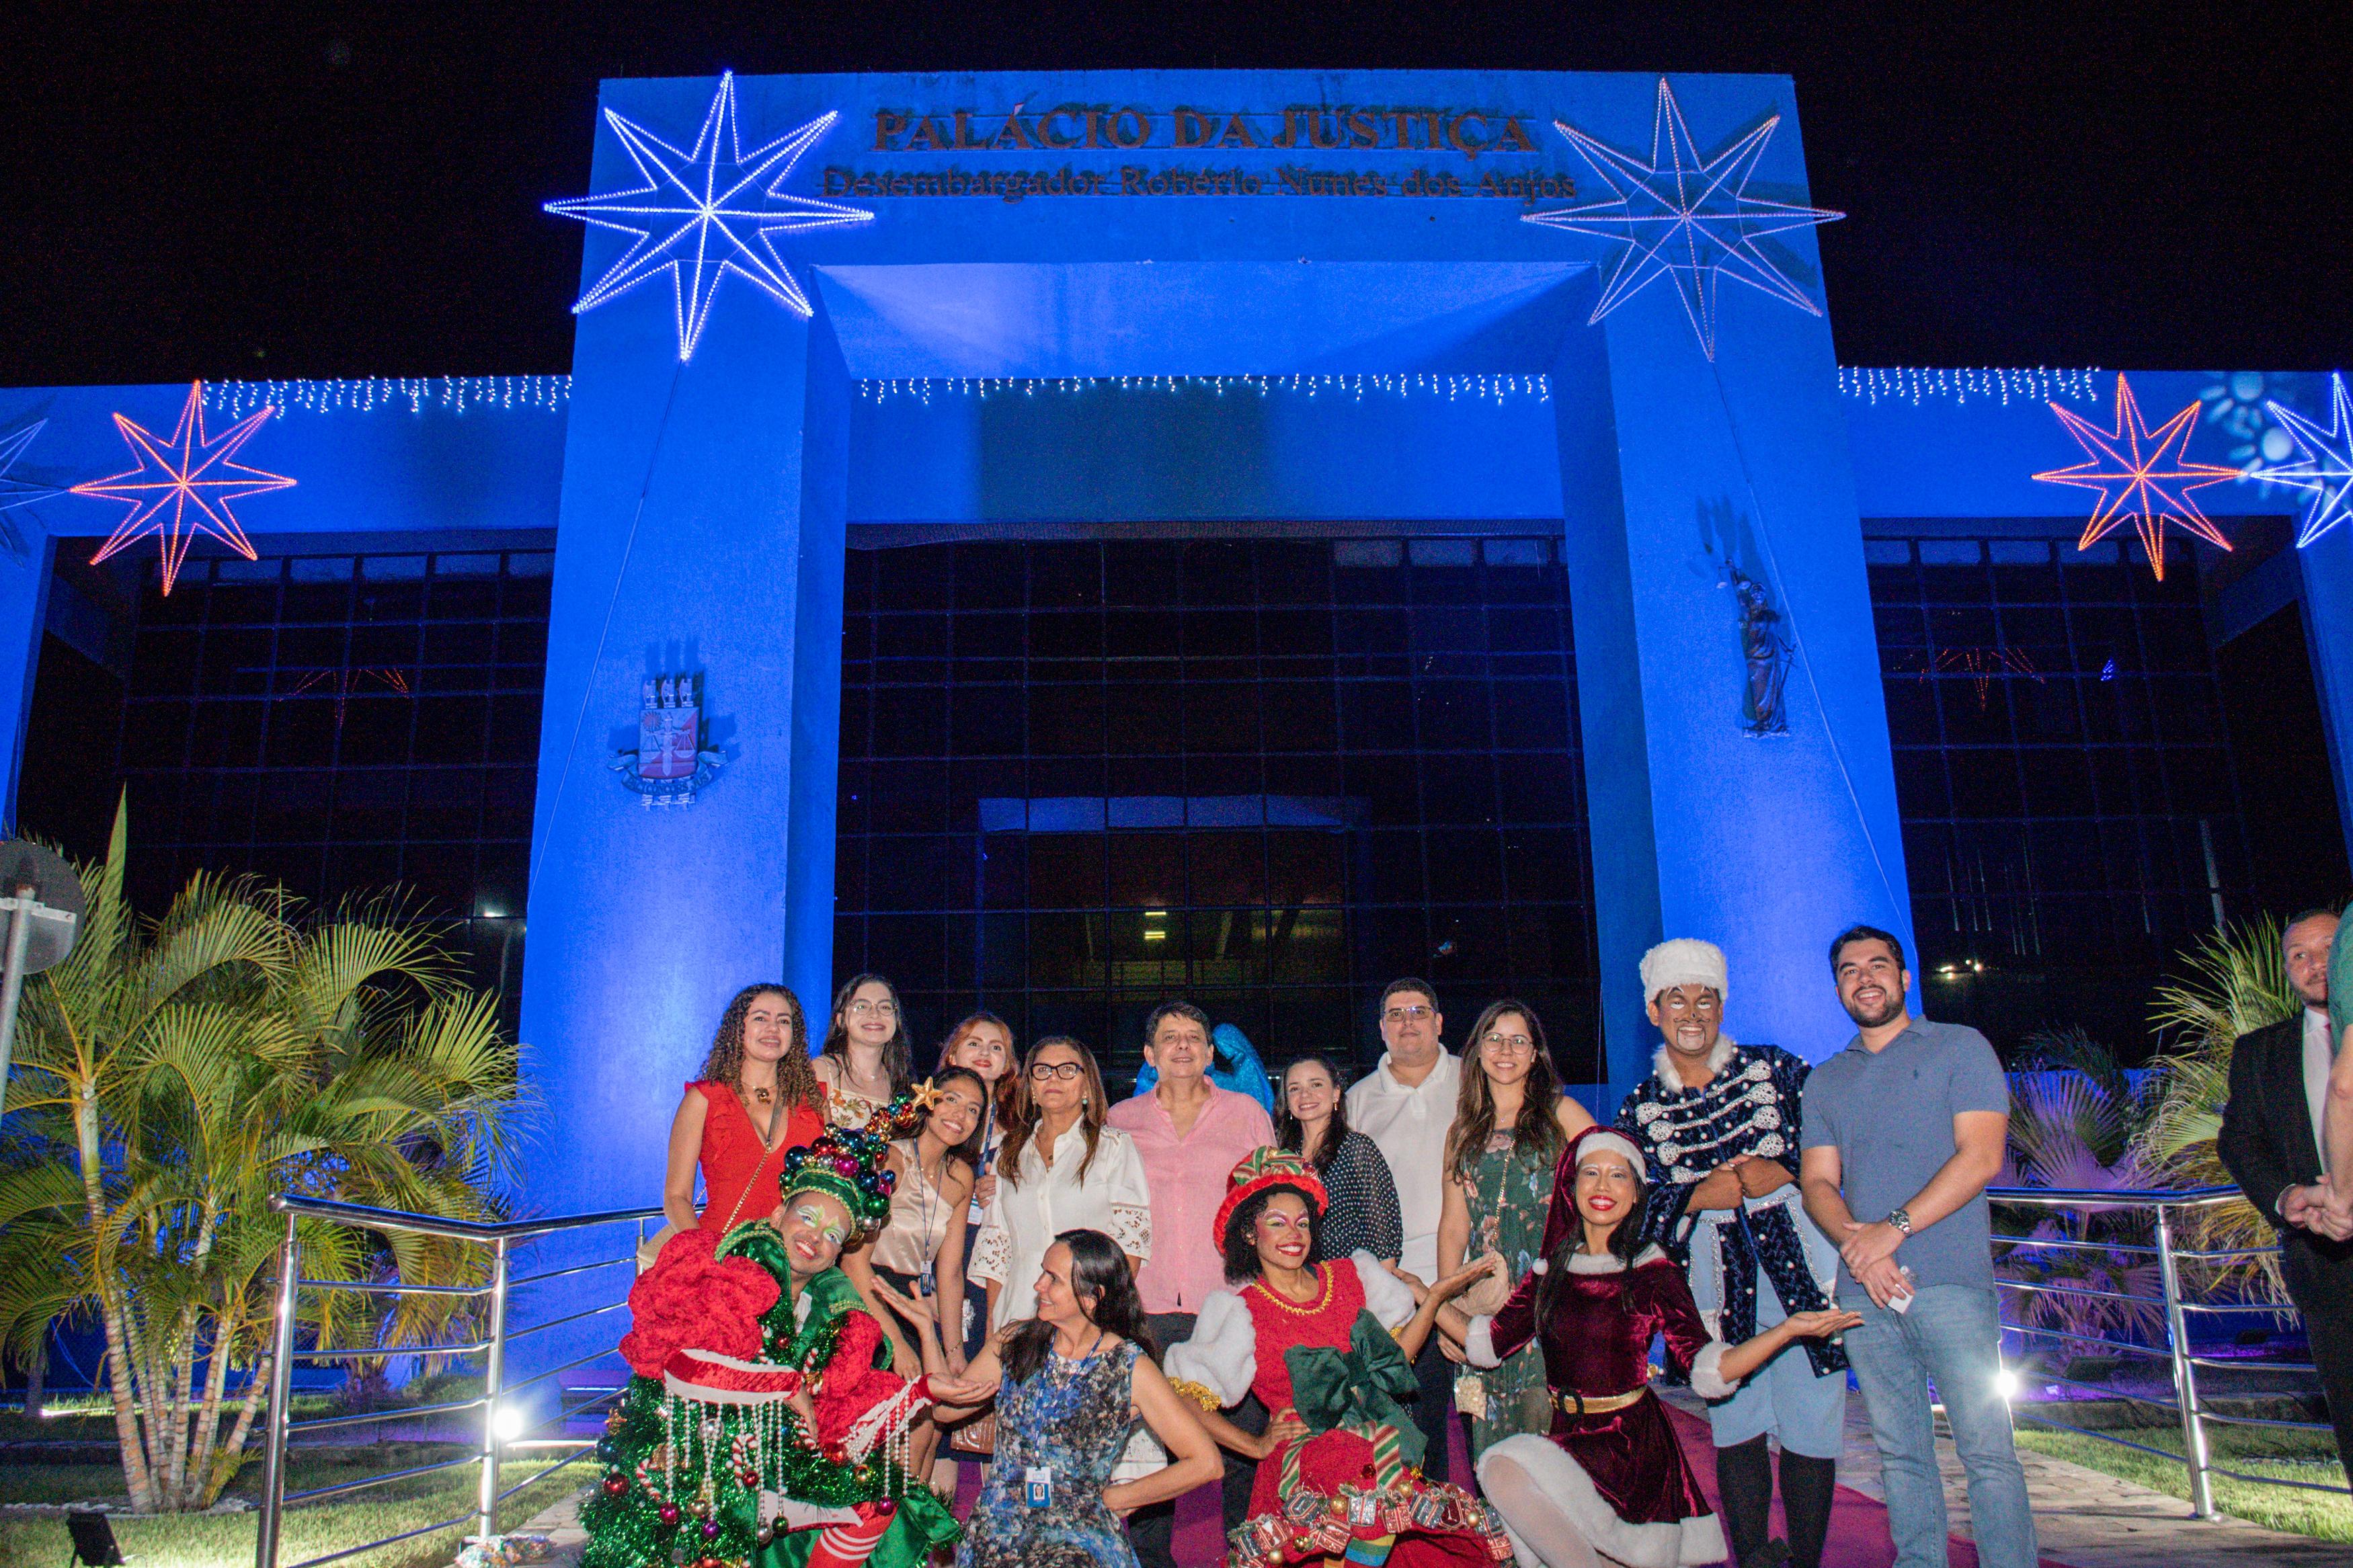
[2260,373,2353,548]
[545,72,872,361]
[71,382,294,595]
[0,419,65,563]
[1527,77,1843,360]
[2032,373,2239,581]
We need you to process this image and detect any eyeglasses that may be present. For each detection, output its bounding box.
[1382,1005,1434,1024]
[846,999,898,1020]
[1481,1033,1536,1053]
[1028,1061,1085,1081]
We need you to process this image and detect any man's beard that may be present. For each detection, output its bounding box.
[1843,992,1905,1030]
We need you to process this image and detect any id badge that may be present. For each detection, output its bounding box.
[1024,1464,1052,1507]
[918,1260,936,1297]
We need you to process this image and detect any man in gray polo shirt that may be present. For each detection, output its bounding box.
[1800,924,2035,1568]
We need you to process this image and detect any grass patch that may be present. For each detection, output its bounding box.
[0,1454,586,1568]
[2014,1417,2352,1543]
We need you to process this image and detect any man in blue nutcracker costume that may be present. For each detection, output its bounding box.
[1611,940,1845,1568]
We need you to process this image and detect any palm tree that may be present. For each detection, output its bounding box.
[0,799,528,1512]
[2135,919,2301,1301]
[1995,1030,2165,1349]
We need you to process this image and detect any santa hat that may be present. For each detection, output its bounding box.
[1535,1125,1650,1264]
[1213,1147,1330,1250]
[1639,938,1727,1003]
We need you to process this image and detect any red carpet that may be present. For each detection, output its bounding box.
[957,1406,2055,1565]
[1660,1402,2070,1567]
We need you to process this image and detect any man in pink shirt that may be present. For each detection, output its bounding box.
[1108,998,1275,1568]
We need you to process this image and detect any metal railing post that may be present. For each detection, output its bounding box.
[253,1211,301,1568]
[476,1235,512,1542]
[2153,1202,2217,1518]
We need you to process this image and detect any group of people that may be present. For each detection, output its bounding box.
[588,923,2052,1568]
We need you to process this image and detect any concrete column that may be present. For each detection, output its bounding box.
[2297,525,2353,873]
[518,287,850,1219]
[0,523,52,834]
[1554,298,1915,1108]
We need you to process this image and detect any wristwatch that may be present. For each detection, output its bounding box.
[1885,1207,1914,1236]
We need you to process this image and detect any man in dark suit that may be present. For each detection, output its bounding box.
[2216,907,2353,1471]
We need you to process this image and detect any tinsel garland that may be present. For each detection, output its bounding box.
[584,1261,901,1568]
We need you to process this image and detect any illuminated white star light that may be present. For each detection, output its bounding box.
[2260,374,2353,548]
[1528,78,1843,359]
[545,71,872,361]
[0,420,63,562]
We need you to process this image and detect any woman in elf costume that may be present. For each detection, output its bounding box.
[1162,1149,1513,1568]
[584,1107,961,1568]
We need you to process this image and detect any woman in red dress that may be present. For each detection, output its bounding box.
[1164,1149,1511,1568]
[1434,1128,1857,1568]
[660,983,828,1238]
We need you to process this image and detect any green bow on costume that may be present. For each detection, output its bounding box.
[1282,1310,1427,1473]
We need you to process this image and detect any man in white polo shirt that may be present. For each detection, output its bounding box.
[1345,976,1464,1481]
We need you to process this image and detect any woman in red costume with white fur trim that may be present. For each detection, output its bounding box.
[1431,1128,1858,1568]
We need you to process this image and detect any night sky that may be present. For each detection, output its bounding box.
[6,3,2348,386]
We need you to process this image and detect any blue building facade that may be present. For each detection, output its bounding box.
[2,71,2345,1224]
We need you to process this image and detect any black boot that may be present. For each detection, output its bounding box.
[1777,1449,1838,1568]
[1713,1435,1775,1567]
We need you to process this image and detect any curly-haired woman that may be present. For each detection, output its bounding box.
[662,983,828,1238]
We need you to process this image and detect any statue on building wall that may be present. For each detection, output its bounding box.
[1725,561,1791,737]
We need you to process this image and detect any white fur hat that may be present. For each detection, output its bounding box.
[1640,938,1727,1003]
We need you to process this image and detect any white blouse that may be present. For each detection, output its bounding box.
[971,1122,1152,1326]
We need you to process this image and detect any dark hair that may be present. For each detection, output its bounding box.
[921,1065,992,1172]
[1536,1153,1650,1323]
[1275,1054,1355,1173]
[1000,1229,1158,1383]
[694,985,820,1112]
[1378,977,1439,1016]
[998,1036,1107,1186]
[1143,999,1212,1052]
[1827,924,1906,976]
[2284,908,2342,938]
[822,973,914,1094]
[1445,999,1565,1184]
[1220,1184,1324,1284]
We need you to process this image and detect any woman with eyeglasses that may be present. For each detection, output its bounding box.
[817,973,914,1128]
[971,1037,1153,1329]
[1437,997,1592,1460]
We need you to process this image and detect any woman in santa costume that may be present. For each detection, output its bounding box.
[1432,1128,1858,1568]
[583,1104,961,1568]
[1162,1148,1514,1568]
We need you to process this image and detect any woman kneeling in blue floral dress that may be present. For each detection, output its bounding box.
[875,1227,1219,1568]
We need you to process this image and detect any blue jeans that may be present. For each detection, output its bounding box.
[1843,1284,2037,1568]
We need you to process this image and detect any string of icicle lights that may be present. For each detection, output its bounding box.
[204,376,571,419]
[854,373,1552,407]
[1838,367,2106,407]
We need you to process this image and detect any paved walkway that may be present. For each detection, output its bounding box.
[522,1394,2344,1568]
[1661,1385,2345,1567]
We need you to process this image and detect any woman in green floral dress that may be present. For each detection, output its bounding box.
[1437,999,1586,1459]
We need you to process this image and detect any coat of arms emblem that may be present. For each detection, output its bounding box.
[612,672,725,807]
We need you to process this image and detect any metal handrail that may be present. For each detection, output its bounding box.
[1984,1183,2344,1519]
[253,1198,661,1568]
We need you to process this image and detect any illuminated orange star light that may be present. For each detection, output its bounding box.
[72,381,294,593]
[2032,373,2237,581]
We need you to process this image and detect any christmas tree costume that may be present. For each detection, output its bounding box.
[586,1108,957,1568]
